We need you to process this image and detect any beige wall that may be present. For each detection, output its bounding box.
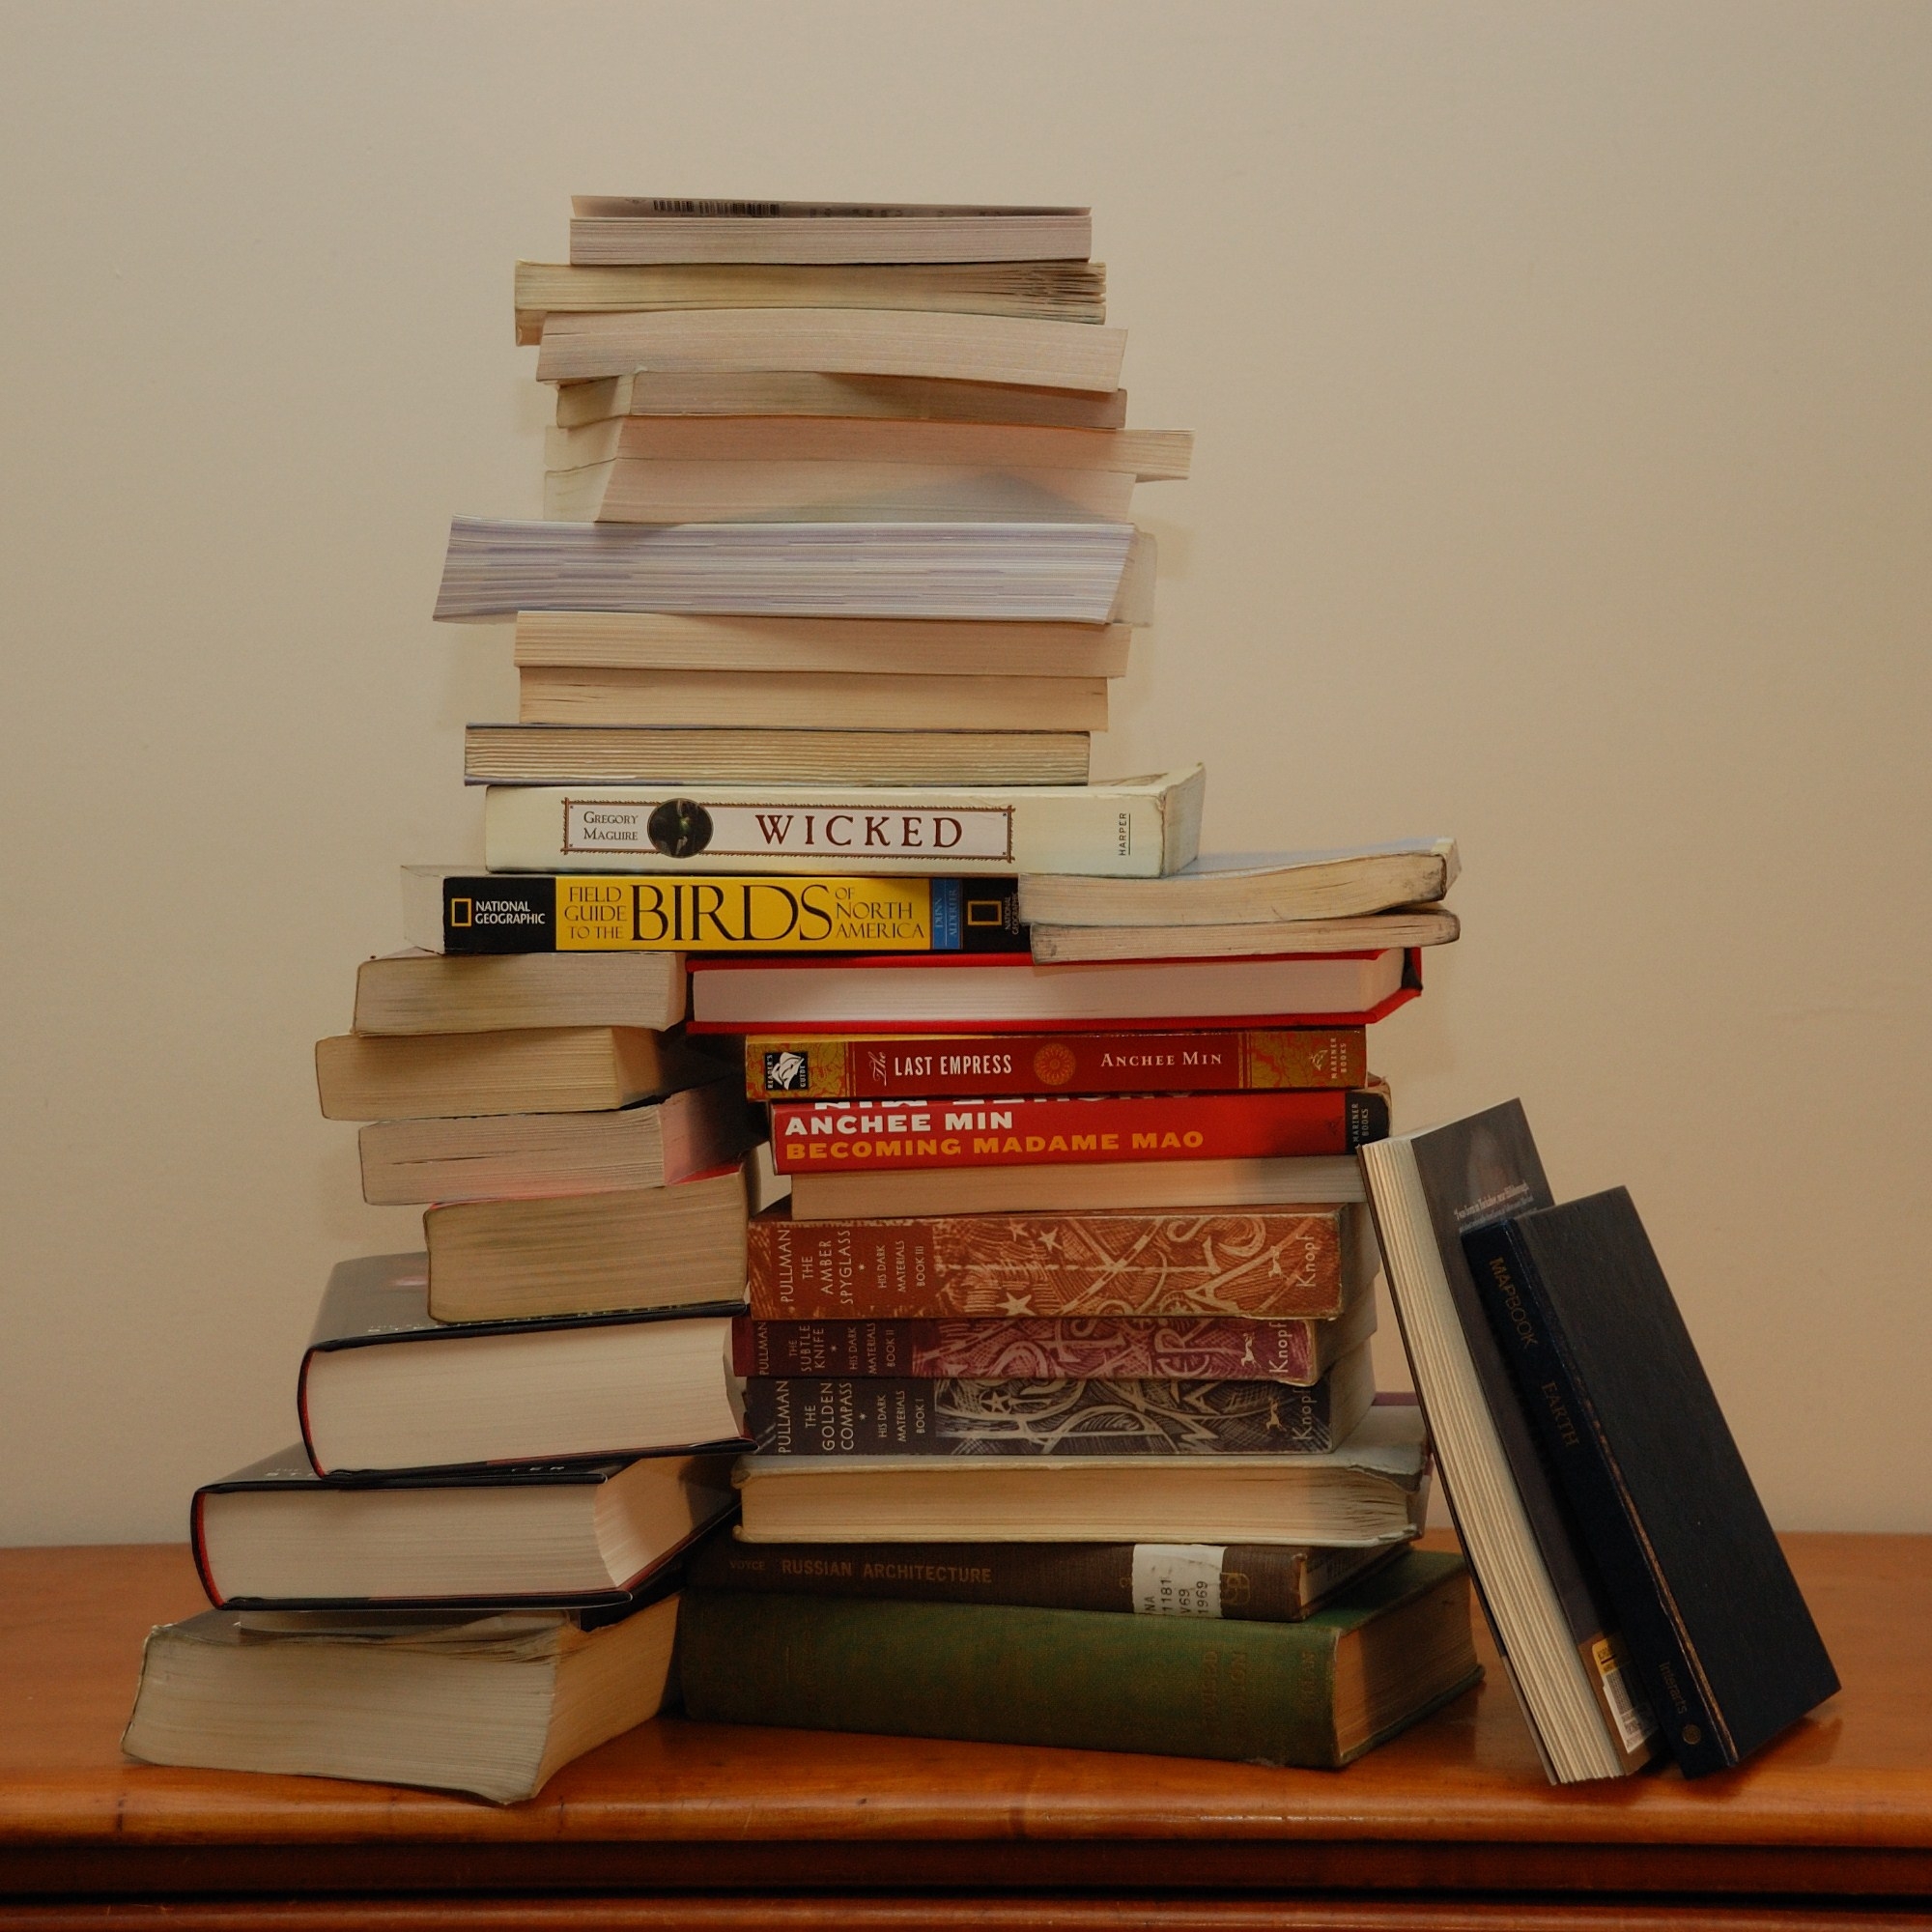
[2,2,1927,1543]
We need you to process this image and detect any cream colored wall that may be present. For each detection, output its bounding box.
[1,2,1926,1543]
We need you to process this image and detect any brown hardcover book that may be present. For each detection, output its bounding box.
[748,1201,1375,1321]
[686,1533,1400,1622]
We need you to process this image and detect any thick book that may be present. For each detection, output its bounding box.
[785,1153,1367,1222]
[1463,1191,1838,1776]
[191,1445,737,1610]
[1017,838,1461,927]
[746,1026,1366,1100]
[768,1086,1390,1175]
[677,1548,1477,1768]
[534,308,1125,391]
[688,948,1422,1033]
[432,518,1137,625]
[517,666,1111,731]
[555,369,1128,432]
[358,1088,760,1207]
[482,769,1206,878]
[566,198,1092,266]
[1029,907,1460,964]
[748,1201,1375,1320]
[514,258,1106,343]
[351,948,686,1035]
[464,725,1093,787]
[425,1165,754,1323]
[687,1532,1400,1622]
[123,1595,679,1804]
[1359,1104,1657,1786]
[735,1401,1433,1546]
[508,611,1135,679]
[297,1253,745,1477]
[314,1025,697,1121]
[403,869,1024,956]
[732,1289,1376,1385]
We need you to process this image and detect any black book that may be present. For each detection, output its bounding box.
[1463,1190,1839,1776]
[192,1444,738,1613]
[298,1253,748,1478]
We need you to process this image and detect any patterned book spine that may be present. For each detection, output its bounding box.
[742,1375,1350,1457]
[733,1315,1321,1382]
[748,1207,1363,1321]
[747,1028,1369,1100]
[769,1088,1389,1175]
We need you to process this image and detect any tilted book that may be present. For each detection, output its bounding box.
[482,768,1205,878]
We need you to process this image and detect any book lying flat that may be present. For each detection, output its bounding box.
[567,198,1092,266]
[483,768,1204,878]
[554,369,1128,431]
[123,1596,680,1804]
[536,307,1124,390]
[192,1445,737,1609]
[767,1086,1389,1175]
[784,1154,1368,1223]
[463,725,1094,787]
[433,519,1140,625]
[749,1200,1375,1320]
[733,1400,1431,1545]
[1029,907,1461,963]
[514,258,1107,343]
[687,949,1420,1032]
[1464,1190,1838,1776]
[404,870,1024,956]
[744,1025,1365,1099]
[1017,838,1462,926]
[517,667,1111,733]
[298,1253,746,1477]
[350,948,687,1035]
[688,1533,1401,1623]
[508,611,1135,679]
[743,1343,1375,1459]
[677,1550,1477,1768]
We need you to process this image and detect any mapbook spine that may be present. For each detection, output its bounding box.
[768,1088,1389,1175]
[747,1027,1368,1099]
[747,1206,1363,1321]
[741,1373,1357,1457]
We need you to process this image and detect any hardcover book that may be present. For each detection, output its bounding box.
[686,1533,1400,1623]
[403,869,1024,956]
[744,1026,1367,1099]
[742,1343,1373,1458]
[676,1548,1477,1768]
[768,1086,1389,1175]
[1463,1190,1838,1776]
[748,1202,1375,1320]
[481,768,1205,878]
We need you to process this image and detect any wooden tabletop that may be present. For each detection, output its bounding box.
[2,1533,1929,1910]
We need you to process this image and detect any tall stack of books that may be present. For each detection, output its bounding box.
[125,197,1485,1798]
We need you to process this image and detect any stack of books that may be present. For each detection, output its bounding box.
[125,196,1486,1799]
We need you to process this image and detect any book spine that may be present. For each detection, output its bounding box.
[732,1315,1321,1381]
[742,1375,1347,1457]
[768,1089,1388,1175]
[745,1028,1369,1099]
[677,1590,1345,1765]
[427,874,1023,955]
[748,1208,1354,1320]
[1463,1223,1719,1774]
[684,1537,1327,1621]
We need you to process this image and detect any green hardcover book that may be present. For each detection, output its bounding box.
[677,1548,1479,1768]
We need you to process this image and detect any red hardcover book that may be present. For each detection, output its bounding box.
[769,1085,1389,1176]
[745,1027,1368,1100]
[748,1202,1374,1320]
[688,948,1423,1034]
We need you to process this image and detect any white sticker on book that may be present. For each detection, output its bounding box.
[1131,1544,1224,1617]
[1590,1636,1659,1753]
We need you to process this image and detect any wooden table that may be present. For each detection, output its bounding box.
[1,1534,1928,1928]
